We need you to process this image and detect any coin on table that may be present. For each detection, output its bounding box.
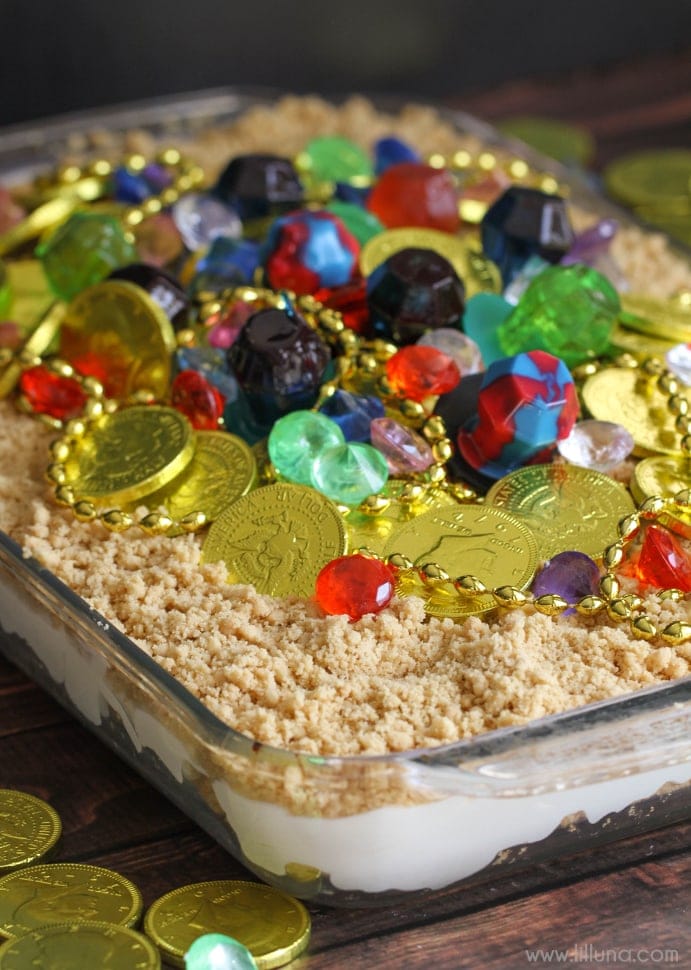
[486,462,635,560]
[0,920,160,969]
[631,455,691,539]
[604,149,691,208]
[620,292,691,344]
[581,367,690,456]
[0,862,143,940]
[60,279,177,399]
[201,482,347,596]
[62,405,196,506]
[0,791,61,875]
[382,503,538,617]
[143,879,311,969]
[346,481,459,557]
[359,227,501,296]
[138,430,258,535]
[610,321,678,358]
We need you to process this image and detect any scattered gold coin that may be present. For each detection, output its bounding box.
[604,149,691,208]
[486,462,635,560]
[631,455,691,539]
[143,879,311,969]
[620,292,691,344]
[346,481,458,557]
[0,862,143,940]
[201,482,347,597]
[0,790,61,875]
[0,920,160,969]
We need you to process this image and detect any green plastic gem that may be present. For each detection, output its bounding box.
[497,263,620,367]
[299,135,373,185]
[0,258,11,318]
[326,199,384,245]
[36,211,137,301]
[311,441,388,506]
[185,933,258,970]
[268,410,345,485]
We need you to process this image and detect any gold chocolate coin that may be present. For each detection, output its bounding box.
[0,862,143,940]
[5,260,54,328]
[139,430,257,535]
[0,920,160,969]
[604,149,691,208]
[143,879,311,969]
[63,405,195,505]
[610,322,677,358]
[0,301,66,400]
[201,483,347,596]
[346,481,458,557]
[382,503,538,617]
[60,279,177,399]
[631,455,691,539]
[0,790,61,874]
[620,293,691,344]
[486,462,635,560]
[359,227,501,296]
[581,367,690,456]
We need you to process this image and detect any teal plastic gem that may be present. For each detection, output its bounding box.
[268,410,344,485]
[462,292,513,367]
[36,211,137,301]
[300,135,373,185]
[326,199,383,244]
[185,933,258,970]
[311,441,388,505]
[496,263,620,367]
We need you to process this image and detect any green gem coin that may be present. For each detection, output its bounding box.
[298,136,373,185]
[497,264,620,367]
[185,933,257,970]
[311,441,388,506]
[326,199,383,244]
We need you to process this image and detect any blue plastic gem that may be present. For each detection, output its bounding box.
[112,166,153,204]
[374,135,421,175]
[481,186,574,286]
[319,389,385,442]
[191,237,261,295]
[333,182,371,207]
[214,154,303,221]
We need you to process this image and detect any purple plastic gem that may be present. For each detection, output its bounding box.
[370,416,434,474]
[532,550,601,612]
[561,218,628,291]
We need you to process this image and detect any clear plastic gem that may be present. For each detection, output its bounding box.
[172,192,242,251]
[665,342,691,386]
[557,419,634,472]
[417,327,484,376]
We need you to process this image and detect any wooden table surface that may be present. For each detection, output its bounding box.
[1,48,691,969]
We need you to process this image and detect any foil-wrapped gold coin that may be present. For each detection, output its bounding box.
[60,279,176,399]
[0,921,160,969]
[604,149,691,208]
[620,293,691,344]
[201,482,347,596]
[346,481,459,557]
[486,462,635,560]
[631,455,691,539]
[609,321,677,358]
[143,879,311,969]
[0,791,61,875]
[5,260,54,329]
[63,405,195,505]
[581,367,690,456]
[0,302,66,400]
[382,503,538,617]
[0,863,143,940]
[359,227,501,296]
[139,430,257,535]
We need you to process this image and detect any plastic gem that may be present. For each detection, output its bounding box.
[262,210,360,295]
[214,154,303,220]
[532,551,601,612]
[176,346,238,404]
[458,169,512,225]
[171,193,242,252]
[561,218,628,291]
[19,364,87,421]
[481,186,574,286]
[373,135,421,175]
[300,136,373,185]
[113,165,154,204]
[367,247,465,344]
[370,416,434,474]
[171,369,225,430]
[325,199,384,245]
[319,389,385,442]
[206,298,254,350]
[385,345,461,402]
[457,349,578,479]
[185,933,258,970]
[36,212,137,302]
[666,343,691,386]
[367,162,460,233]
[502,254,551,305]
[313,278,370,334]
[227,306,331,425]
[636,524,691,592]
[315,553,395,620]
[109,263,190,330]
[417,327,484,377]
[311,441,389,506]
[497,263,620,368]
[557,419,634,472]
[268,410,344,486]
[462,292,513,366]
[191,237,261,296]
[132,213,184,268]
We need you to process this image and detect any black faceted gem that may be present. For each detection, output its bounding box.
[366,247,465,345]
[108,262,190,330]
[227,307,331,425]
[213,154,303,221]
[481,186,574,286]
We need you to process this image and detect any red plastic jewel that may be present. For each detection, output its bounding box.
[315,553,396,620]
[367,162,460,233]
[313,278,370,334]
[385,345,461,402]
[171,369,225,430]
[635,524,691,592]
[19,365,87,420]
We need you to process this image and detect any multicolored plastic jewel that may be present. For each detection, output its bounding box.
[262,210,360,294]
[367,162,460,233]
[385,345,461,402]
[315,553,396,620]
[457,349,578,479]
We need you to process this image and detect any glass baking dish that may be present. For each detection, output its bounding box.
[0,90,689,908]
